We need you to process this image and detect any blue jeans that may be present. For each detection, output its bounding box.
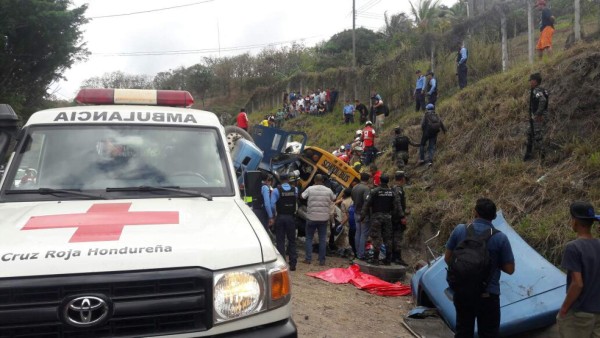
[305,220,327,263]
[419,134,438,163]
[354,210,370,259]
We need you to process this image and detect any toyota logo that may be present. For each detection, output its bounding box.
[63,296,110,327]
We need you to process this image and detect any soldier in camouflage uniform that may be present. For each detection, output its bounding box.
[391,171,409,266]
[524,73,549,161]
[361,174,401,265]
[392,127,420,169]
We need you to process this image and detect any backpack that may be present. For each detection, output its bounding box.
[382,104,390,117]
[446,224,499,297]
[425,111,442,132]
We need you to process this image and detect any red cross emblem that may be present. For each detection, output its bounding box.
[21,203,179,243]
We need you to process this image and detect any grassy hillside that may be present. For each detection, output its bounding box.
[264,42,600,265]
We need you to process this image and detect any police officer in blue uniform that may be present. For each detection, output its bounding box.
[270,174,298,271]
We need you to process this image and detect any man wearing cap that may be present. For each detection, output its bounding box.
[414,70,427,112]
[557,201,600,337]
[270,174,298,271]
[361,174,400,265]
[301,174,336,266]
[425,72,438,105]
[445,198,515,338]
[536,0,555,59]
[524,72,549,161]
[254,174,273,233]
[418,104,447,166]
[392,127,420,169]
[391,171,409,266]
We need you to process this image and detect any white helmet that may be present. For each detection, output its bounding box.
[339,145,345,152]
[365,121,373,126]
[355,129,362,136]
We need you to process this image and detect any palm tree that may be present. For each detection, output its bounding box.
[408,0,453,71]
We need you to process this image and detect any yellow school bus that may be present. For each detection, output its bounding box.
[295,146,360,191]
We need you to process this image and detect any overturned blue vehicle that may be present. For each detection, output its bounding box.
[410,211,565,337]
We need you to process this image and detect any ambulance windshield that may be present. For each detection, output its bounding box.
[1,125,234,200]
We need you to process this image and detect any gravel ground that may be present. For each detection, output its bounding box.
[290,248,416,338]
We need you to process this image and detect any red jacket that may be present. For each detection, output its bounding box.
[372,171,381,186]
[362,126,376,147]
[237,112,248,129]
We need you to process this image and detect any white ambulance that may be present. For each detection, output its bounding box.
[0,89,296,337]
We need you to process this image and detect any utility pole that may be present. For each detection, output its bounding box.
[527,0,534,64]
[501,10,508,71]
[352,0,357,100]
[574,0,581,41]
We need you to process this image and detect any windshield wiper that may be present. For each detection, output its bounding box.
[106,186,212,201]
[6,188,108,200]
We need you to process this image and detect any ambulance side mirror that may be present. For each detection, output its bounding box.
[0,104,20,160]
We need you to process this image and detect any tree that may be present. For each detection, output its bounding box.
[0,0,88,114]
[316,28,383,69]
[81,71,152,89]
[409,0,453,71]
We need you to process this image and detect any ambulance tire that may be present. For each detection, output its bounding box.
[225,126,254,152]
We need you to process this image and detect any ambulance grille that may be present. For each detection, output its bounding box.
[0,268,212,338]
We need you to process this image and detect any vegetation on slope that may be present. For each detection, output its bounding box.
[280,42,600,265]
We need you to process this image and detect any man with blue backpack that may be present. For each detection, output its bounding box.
[445,198,515,338]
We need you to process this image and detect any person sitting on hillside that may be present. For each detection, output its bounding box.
[317,102,326,116]
[418,104,447,167]
[392,127,420,169]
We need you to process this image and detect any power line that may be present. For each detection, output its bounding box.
[357,0,381,13]
[91,35,326,57]
[88,0,215,19]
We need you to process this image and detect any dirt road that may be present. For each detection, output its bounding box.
[291,251,415,338]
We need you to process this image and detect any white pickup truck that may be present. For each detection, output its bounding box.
[0,89,296,337]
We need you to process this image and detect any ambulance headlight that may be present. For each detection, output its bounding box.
[214,271,263,321]
[213,260,291,323]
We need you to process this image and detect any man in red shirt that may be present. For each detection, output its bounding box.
[369,164,382,186]
[361,121,376,165]
[236,108,249,131]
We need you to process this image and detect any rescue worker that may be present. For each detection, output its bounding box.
[391,171,409,266]
[418,104,447,166]
[361,121,376,165]
[392,127,420,169]
[524,72,549,161]
[269,174,298,271]
[360,174,400,265]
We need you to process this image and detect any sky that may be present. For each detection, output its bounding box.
[52,0,457,100]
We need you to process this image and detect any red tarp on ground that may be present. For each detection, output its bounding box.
[306,264,412,297]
